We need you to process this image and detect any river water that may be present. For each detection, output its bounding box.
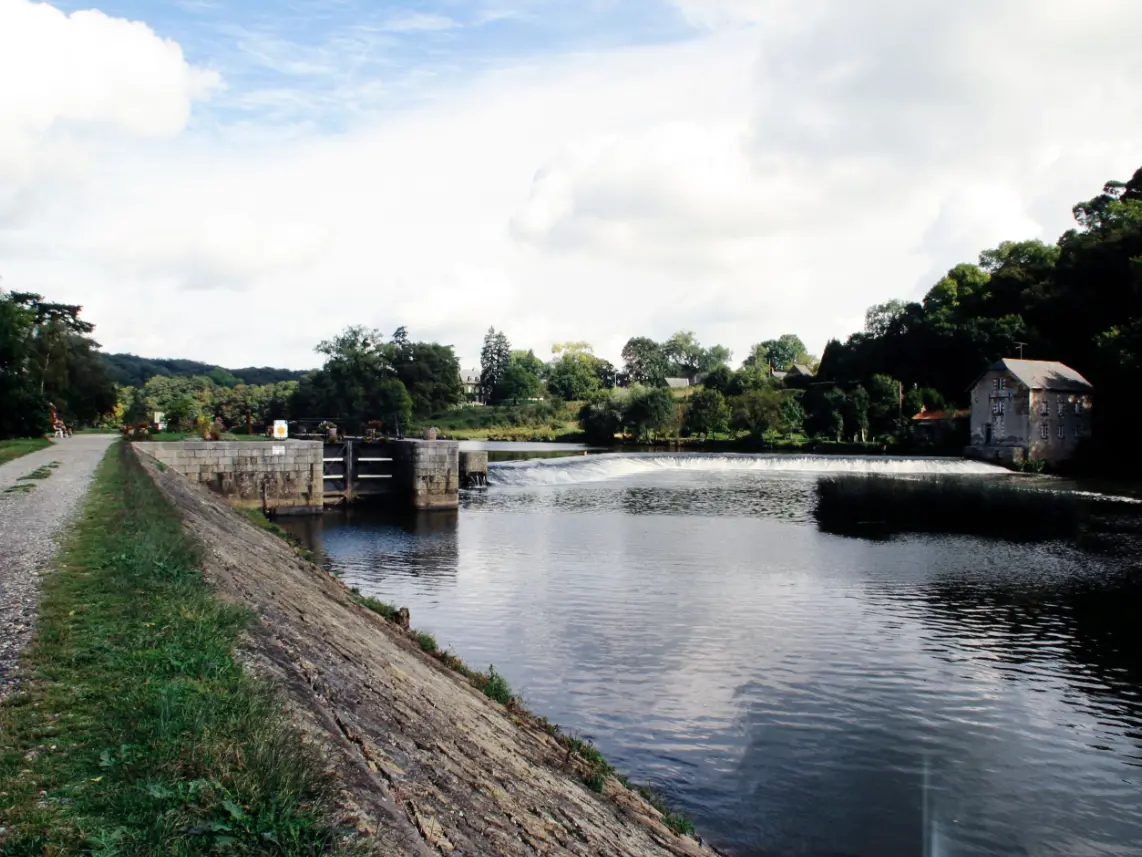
[282,451,1142,857]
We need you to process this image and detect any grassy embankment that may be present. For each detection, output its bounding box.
[815,475,1089,540]
[0,442,344,854]
[0,437,52,465]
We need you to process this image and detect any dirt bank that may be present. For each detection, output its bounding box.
[136,448,721,857]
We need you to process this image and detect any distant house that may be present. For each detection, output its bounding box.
[769,363,814,382]
[461,369,482,403]
[664,377,691,390]
[967,358,1093,464]
[911,406,969,445]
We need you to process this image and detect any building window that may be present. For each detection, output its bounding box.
[998,377,1006,391]
[1057,402,1065,417]
[1074,401,1082,414]
[992,400,1005,415]
[1057,424,1065,439]
[993,378,999,391]
[1040,422,1049,439]
[1039,400,1049,416]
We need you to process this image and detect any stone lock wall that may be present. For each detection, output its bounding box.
[391,439,460,510]
[138,440,323,515]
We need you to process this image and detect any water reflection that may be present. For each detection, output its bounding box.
[287,467,1142,857]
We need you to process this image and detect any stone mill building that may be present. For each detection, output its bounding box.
[967,358,1094,465]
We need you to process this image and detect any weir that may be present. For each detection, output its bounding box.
[487,452,1009,487]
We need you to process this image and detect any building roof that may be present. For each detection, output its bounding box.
[912,408,970,421]
[789,364,816,377]
[461,370,480,385]
[985,358,1094,392]
[664,377,690,389]
[771,370,789,381]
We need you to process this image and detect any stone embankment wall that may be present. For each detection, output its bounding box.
[138,440,323,515]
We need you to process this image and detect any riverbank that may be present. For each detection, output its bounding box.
[0,437,51,465]
[2,441,717,855]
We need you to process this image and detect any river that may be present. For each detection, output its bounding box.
[281,450,1142,857]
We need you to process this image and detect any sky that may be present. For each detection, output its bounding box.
[1,0,1140,372]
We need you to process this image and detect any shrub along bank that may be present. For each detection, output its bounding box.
[0,442,344,854]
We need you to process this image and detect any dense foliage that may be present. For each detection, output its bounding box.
[818,166,1142,467]
[289,325,462,429]
[0,290,116,437]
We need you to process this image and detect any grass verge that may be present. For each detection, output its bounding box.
[0,441,345,855]
[0,437,51,466]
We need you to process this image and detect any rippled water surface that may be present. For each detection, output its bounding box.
[282,453,1142,857]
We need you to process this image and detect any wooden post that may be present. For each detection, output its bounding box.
[344,440,353,503]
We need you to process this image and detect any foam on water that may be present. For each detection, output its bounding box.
[486,453,1009,487]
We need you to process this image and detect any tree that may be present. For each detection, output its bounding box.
[480,327,511,402]
[864,300,909,338]
[623,386,675,441]
[662,330,704,378]
[701,344,733,373]
[621,337,667,386]
[701,365,736,396]
[730,387,783,438]
[844,385,871,442]
[758,334,811,371]
[546,351,601,401]
[779,395,805,440]
[494,361,544,403]
[742,342,769,369]
[578,389,626,444]
[290,324,412,429]
[0,289,115,435]
[392,340,463,417]
[867,374,903,437]
[683,389,728,439]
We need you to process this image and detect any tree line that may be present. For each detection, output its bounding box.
[478,326,817,405]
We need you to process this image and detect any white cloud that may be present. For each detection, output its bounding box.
[379,12,461,33]
[0,0,219,147]
[1,0,1141,371]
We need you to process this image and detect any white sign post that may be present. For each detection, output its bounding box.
[273,420,288,440]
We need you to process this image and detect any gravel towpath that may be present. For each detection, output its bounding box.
[0,434,117,701]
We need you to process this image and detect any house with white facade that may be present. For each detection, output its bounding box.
[967,358,1093,464]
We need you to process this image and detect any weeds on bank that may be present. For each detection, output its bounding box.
[242,507,315,560]
[0,442,344,855]
[3,483,34,494]
[17,461,60,481]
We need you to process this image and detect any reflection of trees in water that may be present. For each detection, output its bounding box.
[919,562,1142,728]
[291,507,461,584]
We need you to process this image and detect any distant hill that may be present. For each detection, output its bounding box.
[101,353,309,388]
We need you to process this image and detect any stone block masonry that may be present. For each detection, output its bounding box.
[390,439,460,510]
[138,440,323,515]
